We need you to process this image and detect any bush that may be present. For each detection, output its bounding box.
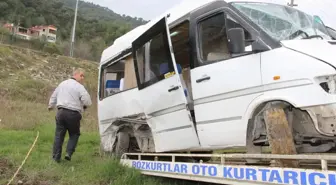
[0,27,10,36]
[43,43,61,55]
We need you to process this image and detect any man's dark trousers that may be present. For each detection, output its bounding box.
[52,108,82,161]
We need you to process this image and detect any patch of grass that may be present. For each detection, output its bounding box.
[0,98,54,130]
[214,147,247,154]
[0,124,102,185]
[0,98,97,132]
[16,79,46,89]
[0,124,199,185]
[8,80,51,103]
[0,46,11,56]
[0,125,114,184]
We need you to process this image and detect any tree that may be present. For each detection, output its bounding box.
[0,0,147,61]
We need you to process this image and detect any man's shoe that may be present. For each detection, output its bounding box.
[65,154,71,161]
[53,158,61,163]
[52,155,60,163]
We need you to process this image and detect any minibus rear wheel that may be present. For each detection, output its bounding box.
[115,131,130,158]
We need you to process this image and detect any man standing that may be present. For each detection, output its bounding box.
[48,68,92,163]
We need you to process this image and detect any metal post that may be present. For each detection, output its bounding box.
[321,159,328,171]
[287,0,297,7]
[221,156,225,165]
[70,0,79,57]
[0,32,3,44]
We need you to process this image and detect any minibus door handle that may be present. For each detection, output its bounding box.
[196,76,211,83]
[168,86,179,92]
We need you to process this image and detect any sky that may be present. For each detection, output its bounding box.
[86,0,181,20]
[87,0,336,28]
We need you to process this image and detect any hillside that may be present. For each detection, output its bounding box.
[62,0,147,26]
[0,0,147,62]
[0,44,98,131]
[0,45,195,185]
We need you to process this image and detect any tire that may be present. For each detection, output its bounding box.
[115,132,130,158]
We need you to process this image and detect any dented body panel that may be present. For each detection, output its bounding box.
[98,0,336,155]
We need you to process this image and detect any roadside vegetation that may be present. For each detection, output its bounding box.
[0,0,147,62]
[0,45,202,185]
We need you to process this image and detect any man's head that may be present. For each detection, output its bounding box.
[72,68,85,84]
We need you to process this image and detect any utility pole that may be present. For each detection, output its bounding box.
[287,0,298,7]
[70,0,79,57]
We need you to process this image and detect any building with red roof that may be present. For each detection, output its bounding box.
[2,23,57,43]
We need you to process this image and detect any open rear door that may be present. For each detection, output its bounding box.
[132,16,200,152]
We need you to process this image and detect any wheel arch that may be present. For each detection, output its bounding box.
[245,96,298,120]
[243,95,298,146]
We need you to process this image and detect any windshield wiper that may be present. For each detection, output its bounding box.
[303,35,324,40]
[287,30,309,40]
[287,30,324,40]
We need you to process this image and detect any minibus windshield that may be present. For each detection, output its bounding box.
[327,27,336,39]
[231,2,332,41]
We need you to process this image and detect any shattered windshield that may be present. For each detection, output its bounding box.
[231,2,332,41]
[327,27,336,39]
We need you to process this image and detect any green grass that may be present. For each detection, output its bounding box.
[0,124,192,185]
[0,124,102,185]
[0,46,11,56]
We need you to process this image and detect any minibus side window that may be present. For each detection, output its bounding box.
[198,12,229,62]
[170,21,190,69]
[135,31,175,88]
[197,12,252,64]
[99,60,126,99]
[226,15,253,50]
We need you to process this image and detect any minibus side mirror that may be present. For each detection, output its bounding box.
[227,28,245,54]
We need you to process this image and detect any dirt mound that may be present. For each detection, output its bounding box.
[0,158,14,181]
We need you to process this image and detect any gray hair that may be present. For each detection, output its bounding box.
[73,68,85,76]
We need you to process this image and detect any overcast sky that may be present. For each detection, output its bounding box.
[86,0,181,20]
[86,0,336,28]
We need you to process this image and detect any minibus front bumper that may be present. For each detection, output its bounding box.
[304,104,336,137]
